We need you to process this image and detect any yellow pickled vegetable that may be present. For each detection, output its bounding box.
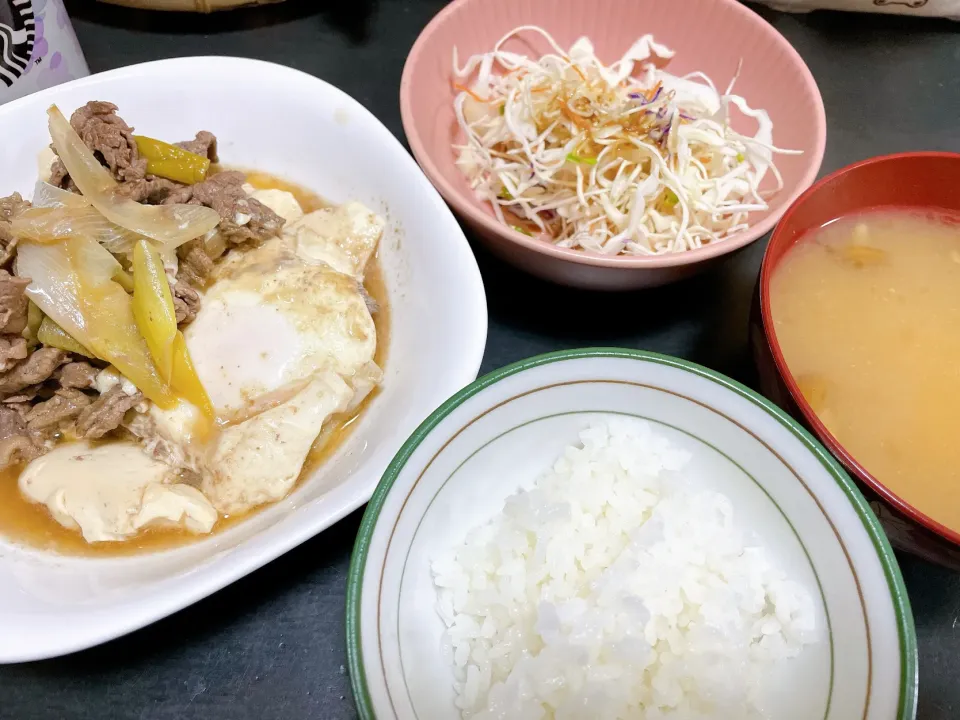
[130,240,210,415]
[71,247,176,408]
[132,240,177,382]
[170,331,214,419]
[146,160,209,185]
[113,267,135,293]
[133,136,210,185]
[23,301,44,346]
[37,316,94,358]
[17,235,177,409]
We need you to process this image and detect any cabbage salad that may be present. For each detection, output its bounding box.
[453,26,801,255]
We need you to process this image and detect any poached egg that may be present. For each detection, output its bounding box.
[21,188,386,536]
[154,192,384,514]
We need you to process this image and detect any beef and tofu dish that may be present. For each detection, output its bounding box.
[0,102,386,552]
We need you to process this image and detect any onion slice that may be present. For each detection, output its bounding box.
[47,106,220,248]
[32,180,89,210]
[16,236,177,408]
[13,205,144,255]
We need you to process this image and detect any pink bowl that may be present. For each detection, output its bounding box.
[401,0,826,290]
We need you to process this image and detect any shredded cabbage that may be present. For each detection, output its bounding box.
[452,27,800,255]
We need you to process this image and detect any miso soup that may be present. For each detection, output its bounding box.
[770,210,960,531]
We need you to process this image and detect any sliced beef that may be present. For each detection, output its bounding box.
[176,238,217,287]
[0,193,31,268]
[0,193,31,239]
[5,401,29,420]
[115,177,184,205]
[0,433,43,465]
[51,102,148,188]
[76,385,142,439]
[49,159,80,194]
[25,388,91,431]
[58,361,99,390]
[0,271,31,335]
[0,404,27,441]
[0,193,31,218]
[0,353,103,463]
[0,435,42,467]
[3,385,41,404]
[0,336,28,373]
[176,131,219,163]
[164,171,285,246]
[49,157,70,190]
[0,405,41,468]
[49,159,67,190]
[74,101,147,183]
[172,281,201,325]
[0,348,67,396]
[162,183,193,206]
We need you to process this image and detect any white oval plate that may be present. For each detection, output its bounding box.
[349,350,917,720]
[0,57,487,663]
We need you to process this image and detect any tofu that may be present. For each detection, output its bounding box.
[19,441,217,543]
[284,201,384,279]
[37,146,56,184]
[248,188,304,225]
[200,371,354,515]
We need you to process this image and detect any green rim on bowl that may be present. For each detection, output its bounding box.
[345,348,918,720]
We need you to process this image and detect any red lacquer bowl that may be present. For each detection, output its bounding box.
[752,152,960,569]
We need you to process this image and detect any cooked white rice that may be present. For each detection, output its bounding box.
[431,418,818,719]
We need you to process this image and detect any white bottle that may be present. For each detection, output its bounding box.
[0,0,89,105]
[755,0,960,16]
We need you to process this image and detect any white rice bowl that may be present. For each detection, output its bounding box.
[432,418,818,719]
[349,350,917,720]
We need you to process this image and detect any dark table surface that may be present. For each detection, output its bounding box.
[2,1,959,718]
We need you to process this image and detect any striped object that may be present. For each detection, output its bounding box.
[0,0,35,88]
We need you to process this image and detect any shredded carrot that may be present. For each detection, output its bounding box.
[572,65,587,81]
[561,105,592,130]
[643,81,663,102]
[454,83,491,104]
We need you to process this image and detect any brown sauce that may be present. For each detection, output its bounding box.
[242,170,332,214]
[0,172,389,557]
